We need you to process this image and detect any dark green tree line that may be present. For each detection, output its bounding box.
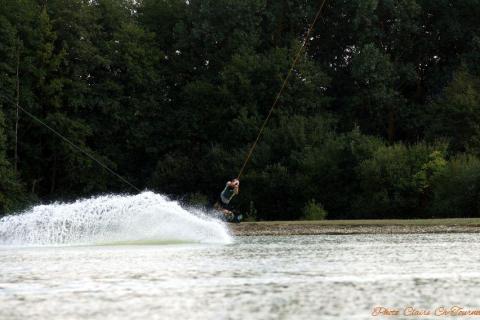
[1,0,480,219]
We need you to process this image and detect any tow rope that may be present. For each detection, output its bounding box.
[236,0,328,180]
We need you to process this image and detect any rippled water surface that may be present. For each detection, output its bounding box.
[1,233,480,320]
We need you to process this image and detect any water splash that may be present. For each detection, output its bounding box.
[0,191,232,246]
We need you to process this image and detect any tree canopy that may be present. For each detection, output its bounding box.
[1,0,480,219]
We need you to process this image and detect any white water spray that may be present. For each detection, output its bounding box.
[0,191,232,246]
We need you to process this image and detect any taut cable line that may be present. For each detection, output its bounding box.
[236,0,328,180]
[12,101,141,193]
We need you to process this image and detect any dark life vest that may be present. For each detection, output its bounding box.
[220,184,236,204]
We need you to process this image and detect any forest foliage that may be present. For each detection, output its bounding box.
[1,0,480,220]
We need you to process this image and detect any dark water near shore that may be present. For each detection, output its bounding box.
[1,233,480,319]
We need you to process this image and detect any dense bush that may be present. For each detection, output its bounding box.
[302,200,328,220]
[353,143,446,218]
[429,155,480,218]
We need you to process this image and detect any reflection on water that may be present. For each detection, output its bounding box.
[1,233,480,319]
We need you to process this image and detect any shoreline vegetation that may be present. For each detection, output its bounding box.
[1,1,480,220]
[231,218,480,236]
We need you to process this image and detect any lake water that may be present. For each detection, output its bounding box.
[2,233,480,320]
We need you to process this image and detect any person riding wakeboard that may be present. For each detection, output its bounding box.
[214,178,242,223]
